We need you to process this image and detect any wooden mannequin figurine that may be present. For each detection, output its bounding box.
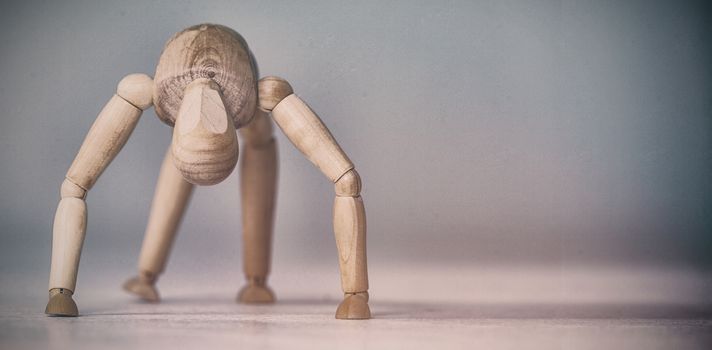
[45,24,370,320]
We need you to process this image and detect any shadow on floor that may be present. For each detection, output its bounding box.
[87,294,712,320]
[372,301,712,320]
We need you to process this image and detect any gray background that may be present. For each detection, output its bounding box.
[0,0,710,302]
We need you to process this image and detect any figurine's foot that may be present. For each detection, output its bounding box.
[335,292,371,319]
[45,288,78,317]
[237,277,275,303]
[123,273,160,302]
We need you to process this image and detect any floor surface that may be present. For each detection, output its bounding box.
[1,264,711,349]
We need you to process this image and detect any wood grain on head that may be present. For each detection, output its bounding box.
[154,24,257,129]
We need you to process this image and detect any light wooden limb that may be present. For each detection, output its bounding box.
[66,74,153,190]
[139,148,195,275]
[333,188,368,292]
[46,74,153,317]
[333,170,370,320]
[49,181,87,292]
[236,109,278,303]
[263,78,370,319]
[123,147,194,302]
[270,94,354,181]
[47,179,87,316]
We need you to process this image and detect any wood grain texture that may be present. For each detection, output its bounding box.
[171,78,239,185]
[60,179,86,199]
[333,196,368,293]
[267,85,370,317]
[65,95,142,190]
[154,24,257,129]
[48,24,372,319]
[335,169,361,197]
[335,293,371,319]
[236,108,278,303]
[271,94,354,181]
[117,73,154,110]
[48,197,87,291]
[48,75,151,316]
[138,148,195,275]
[239,138,277,279]
[258,76,293,111]
[44,288,78,316]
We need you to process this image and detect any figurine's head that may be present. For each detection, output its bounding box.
[153,24,257,185]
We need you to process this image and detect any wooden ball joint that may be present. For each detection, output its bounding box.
[45,24,370,320]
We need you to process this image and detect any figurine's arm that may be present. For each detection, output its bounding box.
[258,76,370,319]
[46,74,153,316]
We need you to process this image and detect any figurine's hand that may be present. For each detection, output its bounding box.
[123,274,160,302]
[237,278,275,303]
[45,288,79,317]
[335,292,371,319]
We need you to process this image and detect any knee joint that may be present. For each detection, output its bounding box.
[335,169,361,197]
[60,179,86,199]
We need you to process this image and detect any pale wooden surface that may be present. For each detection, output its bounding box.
[117,73,154,110]
[137,148,194,276]
[153,24,257,128]
[267,87,370,317]
[238,110,277,280]
[65,95,143,191]
[49,76,152,294]
[170,78,238,185]
[48,24,372,318]
[271,94,354,182]
[48,197,87,291]
[257,76,293,112]
[333,196,368,293]
[333,169,367,295]
[59,179,86,199]
[334,169,361,196]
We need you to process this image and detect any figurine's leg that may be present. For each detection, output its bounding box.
[262,78,370,319]
[123,147,194,302]
[46,74,154,316]
[332,171,369,317]
[236,109,278,303]
[46,179,87,316]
